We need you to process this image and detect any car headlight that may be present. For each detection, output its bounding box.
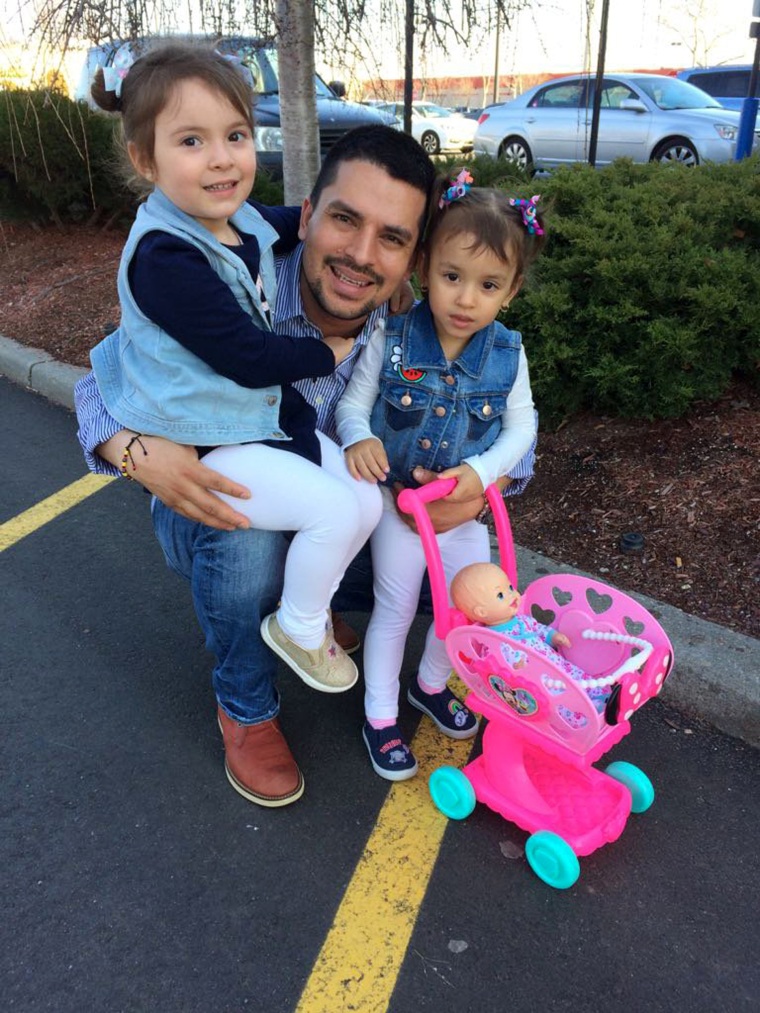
[255,126,284,152]
[714,124,738,141]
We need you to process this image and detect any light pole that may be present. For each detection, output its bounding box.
[492,9,501,106]
[735,0,760,160]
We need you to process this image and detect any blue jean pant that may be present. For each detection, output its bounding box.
[151,498,433,725]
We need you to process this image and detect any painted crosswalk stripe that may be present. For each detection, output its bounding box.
[296,691,476,1013]
[0,474,114,552]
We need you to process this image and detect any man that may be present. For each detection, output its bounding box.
[76,126,534,808]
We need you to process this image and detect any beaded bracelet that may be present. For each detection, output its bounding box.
[475,497,491,525]
[120,433,148,480]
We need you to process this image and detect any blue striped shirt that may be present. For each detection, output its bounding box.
[75,243,535,492]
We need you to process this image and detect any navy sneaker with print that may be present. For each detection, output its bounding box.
[362,722,418,781]
[407,678,479,740]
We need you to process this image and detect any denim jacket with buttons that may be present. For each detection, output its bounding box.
[369,300,522,486]
[91,188,288,445]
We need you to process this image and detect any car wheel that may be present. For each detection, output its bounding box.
[499,135,533,170]
[421,130,440,155]
[652,137,699,166]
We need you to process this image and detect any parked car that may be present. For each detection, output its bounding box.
[474,73,754,169]
[75,36,392,177]
[374,101,476,154]
[454,106,484,120]
[676,66,758,111]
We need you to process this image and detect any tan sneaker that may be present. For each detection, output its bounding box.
[261,613,358,693]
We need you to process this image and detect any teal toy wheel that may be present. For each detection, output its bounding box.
[605,760,655,813]
[525,831,580,889]
[429,766,476,820]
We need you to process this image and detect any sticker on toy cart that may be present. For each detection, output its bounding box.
[488,674,538,717]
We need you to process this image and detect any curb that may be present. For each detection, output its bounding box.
[3,332,759,748]
[0,334,87,410]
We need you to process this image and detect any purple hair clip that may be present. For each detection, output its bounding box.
[439,169,474,209]
[509,194,544,236]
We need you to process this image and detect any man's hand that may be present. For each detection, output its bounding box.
[394,466,483,534]
[437,463,484,503]
[97,431,253,531]
[344,437,390,483]
[394,467,515,534]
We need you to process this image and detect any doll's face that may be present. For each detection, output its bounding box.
[453,564,522,625]
[477,573,522,625]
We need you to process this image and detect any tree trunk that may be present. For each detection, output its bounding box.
[275,0,321,204]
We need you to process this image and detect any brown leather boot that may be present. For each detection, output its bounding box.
[217,708,304,807]
[330,611,361,655]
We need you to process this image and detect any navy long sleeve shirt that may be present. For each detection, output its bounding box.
[128,201,334,463]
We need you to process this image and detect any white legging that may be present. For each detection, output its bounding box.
[363,489,491,721]
[205,433,382,648]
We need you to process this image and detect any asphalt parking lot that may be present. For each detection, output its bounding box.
[2,374,759,1013]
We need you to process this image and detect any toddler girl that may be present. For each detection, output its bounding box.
[89,42,381,694]
[335,171,544,779]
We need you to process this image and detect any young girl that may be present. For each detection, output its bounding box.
[89,42,382,694]
[335,172,544,779]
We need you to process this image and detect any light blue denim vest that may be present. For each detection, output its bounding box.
[91,188,288,445]
[369,300,522,486]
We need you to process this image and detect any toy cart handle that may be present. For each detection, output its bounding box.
[397,479,518,641]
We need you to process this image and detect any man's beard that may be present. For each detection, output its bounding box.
[307,256,384,321]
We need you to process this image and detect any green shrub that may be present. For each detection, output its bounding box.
[0,87,130,224]
[505,157,760,421]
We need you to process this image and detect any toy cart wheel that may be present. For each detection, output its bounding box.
[605,760,655,813]
[525,831,580,889]
[429,766,476,820]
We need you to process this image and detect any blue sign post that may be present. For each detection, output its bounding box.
[735,3,760,159]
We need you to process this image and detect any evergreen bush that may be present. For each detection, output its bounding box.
[505,158,760,420]
[0,87,128,224]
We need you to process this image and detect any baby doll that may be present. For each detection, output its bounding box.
[450,562,609,713]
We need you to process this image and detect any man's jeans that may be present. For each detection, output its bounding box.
[151,499,434,725]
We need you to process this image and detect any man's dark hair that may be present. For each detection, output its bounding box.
[310,125,437,233]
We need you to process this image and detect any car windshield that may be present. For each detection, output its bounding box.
[220,39,335,97]
[631,76,722,111]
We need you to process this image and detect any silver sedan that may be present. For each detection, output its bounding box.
[474,73,753,169]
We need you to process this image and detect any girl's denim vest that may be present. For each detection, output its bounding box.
[370,300,522,486]
[91,188,288,445]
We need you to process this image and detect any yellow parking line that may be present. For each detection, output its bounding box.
[296,680,476,1013]
[0,474,114,552]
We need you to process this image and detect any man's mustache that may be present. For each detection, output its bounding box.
[324,256,383,287]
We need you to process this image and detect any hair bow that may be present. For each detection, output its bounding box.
[101,44,136,98]
[509,194,544,235]
[439,168,474,209]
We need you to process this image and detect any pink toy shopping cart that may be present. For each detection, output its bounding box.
[397,479,674,889]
